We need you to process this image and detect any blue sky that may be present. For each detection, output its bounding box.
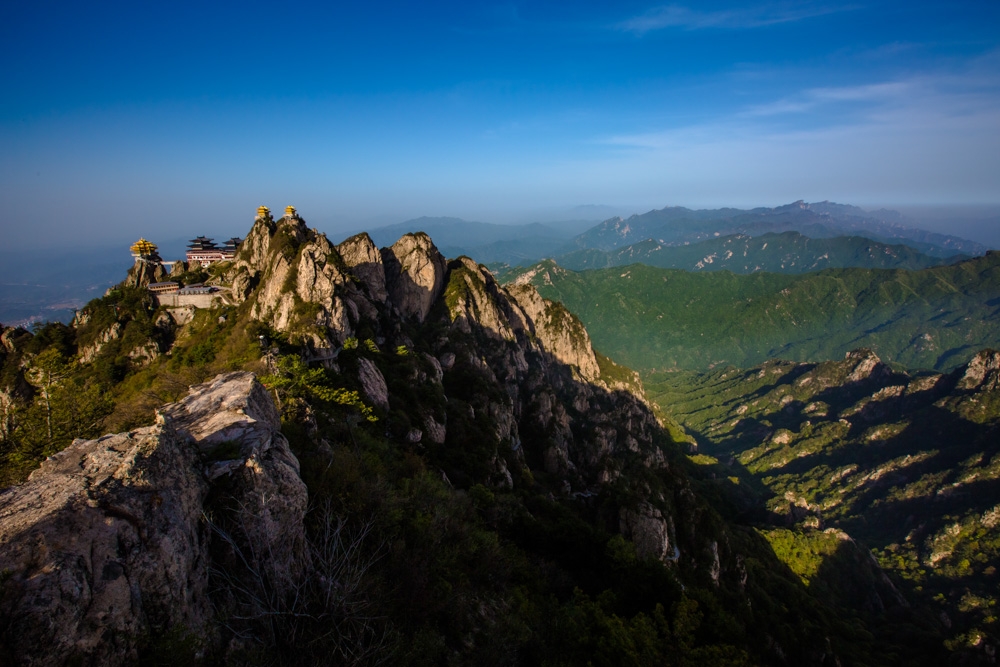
[2,0,999,249]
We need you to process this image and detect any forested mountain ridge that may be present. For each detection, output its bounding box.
[516,251,1000,372]
[0,209,934,665]
[574,201,987,258]
[555,231,967,274]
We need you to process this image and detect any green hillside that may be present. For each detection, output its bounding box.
[557,232,966,274]
[518,252,1000,372]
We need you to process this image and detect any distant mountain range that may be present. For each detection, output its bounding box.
[555,231,968,274]
[573,201,987,258]
[361,202,987,273]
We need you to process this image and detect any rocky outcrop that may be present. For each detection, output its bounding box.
[844,348,890,384]
[123,260,168,288]
[338,233,387,303]
[291,234,356,345]
[619,502,677,563]
[381,233,447,323]
[507,283,600,382]
[127,341,160,366]
[446,257,530,342]
[2,326,31,353]
[957,349,1000,391]
[0,371,306,666]
[357,358,389,412]
[78,321,123,363]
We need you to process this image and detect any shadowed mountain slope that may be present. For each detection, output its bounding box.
[645,349,1000,658]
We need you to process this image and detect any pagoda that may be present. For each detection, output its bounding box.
[255,205,272,222]
[221,237,243,258]
[283,205,298,219]
[186,236,226,267]
[130,238,162,263]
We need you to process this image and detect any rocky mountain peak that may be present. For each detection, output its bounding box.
[337,232,387,302]
[507,283,600,383]
[958,348,1000,391]
[843,348,889,383]
[381,232,447,323]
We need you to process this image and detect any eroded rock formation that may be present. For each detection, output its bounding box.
[0,371,305,666]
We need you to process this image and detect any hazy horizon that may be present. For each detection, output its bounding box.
[3,200,999,255]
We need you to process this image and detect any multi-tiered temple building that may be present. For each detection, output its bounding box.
[129,238,162,263]
[185,235,242,267]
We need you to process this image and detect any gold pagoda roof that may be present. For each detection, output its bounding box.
[256,205,270,217]
[284,205,297,217]
[130,238,158,256]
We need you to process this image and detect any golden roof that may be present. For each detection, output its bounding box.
[130,238,158,256]
[284,205,297,217]
[256,205,270,217]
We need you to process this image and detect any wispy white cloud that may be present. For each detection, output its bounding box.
[586,54,1000,205]
[609,68,1000,148]
[742,81,917,116]
[618,3,854,34]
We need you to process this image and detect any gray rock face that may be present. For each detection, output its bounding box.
[123,259,168,288]
[382,233,447,323]
[844,348,889,383]
[507,284,601,383]
[958,349,1000,391]
[338,232,388,303]
[0,371,306,667]
[619,502,676,563]
[446,257,530,342]
[0,422,210,666]
[357,358,390,412]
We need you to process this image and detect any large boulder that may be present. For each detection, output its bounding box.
[0,371,307,666]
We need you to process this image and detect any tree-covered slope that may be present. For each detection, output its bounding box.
[517,252,1000,372]
[644,349,1000,660]
[556,231,966,274]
